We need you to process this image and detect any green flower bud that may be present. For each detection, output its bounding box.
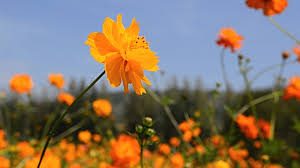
[145,128,156,137]
[135,124,144,134]
[143,117,153,127]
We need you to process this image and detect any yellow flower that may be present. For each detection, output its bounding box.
[86,14,159,95]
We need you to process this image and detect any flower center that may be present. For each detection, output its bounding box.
[130,36,149,50]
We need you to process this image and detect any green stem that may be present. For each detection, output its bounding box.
[37,71,105,168]
[270,59,286,140]
[268,17,300,44]
[220,48,230,91]
[146,88,182,137]
[240,64,257,117]
[51,119,87,144]
[250,60,296,84]
[236,91,283,117]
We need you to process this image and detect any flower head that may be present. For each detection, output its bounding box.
[17,141,35,158]
[158,143,171,155]
[92,99,112,117]
[169,137,180,147]
[0,156,10,168]
[86,14,159,95]
[236,114,259,139]
[293,45,300,62]
[228,147,249,162]
[246,0,288,16]
[78,130,92,144]
[216,28,243,53]
[9,74,33,94]
[257,119,271,139]
[283,76,300,101]
[48,73,65,89]
[170,153,184,168]
[57,92,75,106]
[110,134,140,167]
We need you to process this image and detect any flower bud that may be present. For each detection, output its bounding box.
[143,117,153,127]
[135,124,144,134]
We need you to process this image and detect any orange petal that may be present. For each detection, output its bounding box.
[127,48,159,72]
[86,32,118,63]
[105,55,123,87]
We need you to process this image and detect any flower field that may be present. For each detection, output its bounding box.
[1,0,300,168]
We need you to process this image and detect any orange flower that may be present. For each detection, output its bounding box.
[179,119,195,132]
[86,14,159,95]
[0,130,8,149]
[154,156,166,168]
[78,130,92,144]
[210,135,225,147]
[69,163,81,168]
[93,134,102,143]
[17,141,35,158]
[170,153,184,168]
[158,143,171,155]
[98,162,113,168]
[169,137,180,147]
[57,92,75,106]
[293,46,300,62]
[195,145,206,154]
[236,114,259,139]
[182,130,193,142]
[110,134,140,167]
[0,156,10,168]
[9,74,33,94]
[93,99,112,117]
[228,147,249,162]
[257,119,271,139]
[25,151,61,168]
[254,141,262,149]
[246,0,288,16]
[192,127,201,137]
[283,76,300,101]
[48,73,65,89]
[216,28,243,53]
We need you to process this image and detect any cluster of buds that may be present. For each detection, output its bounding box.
[135,117,156,146]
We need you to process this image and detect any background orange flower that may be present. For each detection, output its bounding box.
[57,92,75,106]
[246,0,288,16]
[216,28,243,52]
[48,73,65,89]
[9,74,33,94]
[92,99,112,117]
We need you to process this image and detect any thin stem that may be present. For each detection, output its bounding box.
[250,60,296,84]
[37,71,105,168]
[220,48,230,91]
[52,119,87,144]
[268,17,300,44]
[239,64,257,117]
[236,91,283,117]
[146,88,182,137]
[270,59,286,140]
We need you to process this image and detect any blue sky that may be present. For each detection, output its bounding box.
[0,1,300,92]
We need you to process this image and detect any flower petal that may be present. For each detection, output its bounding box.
[105,54,123,87]
[86,32,118,63]
[127,48,159,72]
